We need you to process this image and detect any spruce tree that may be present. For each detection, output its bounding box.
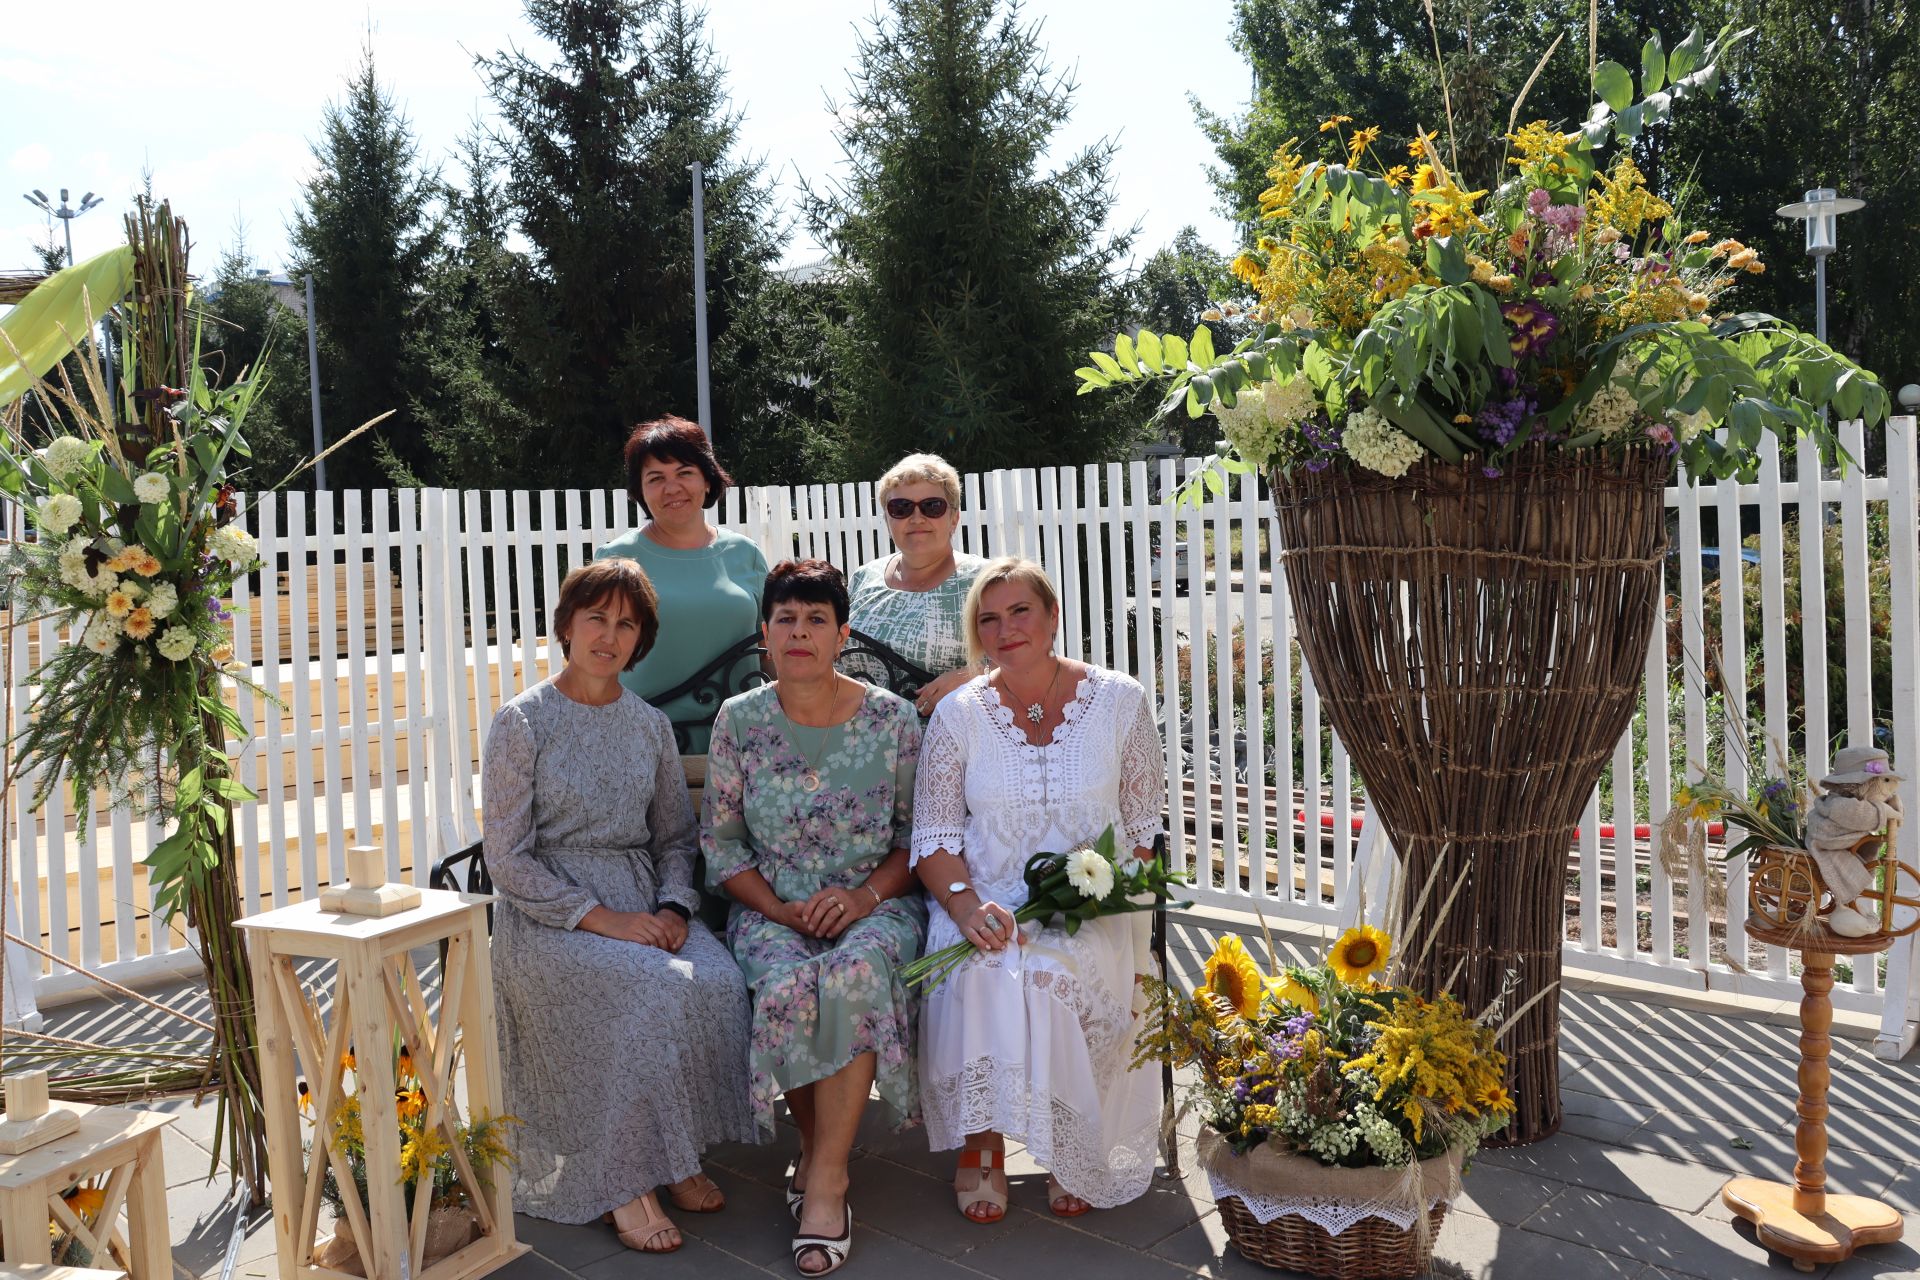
[479,0,789,488]
[200,237,311,491]
[803,0,1133,477]
[287,38,445,489]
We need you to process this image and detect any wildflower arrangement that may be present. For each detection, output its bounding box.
[1662,770,1810,867]
[308,1044,519,1226]
[900,824,1190,989]
[1136,927,1514,1166]
[1075,25,1889,490]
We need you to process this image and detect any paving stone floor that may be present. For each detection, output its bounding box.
[28,913,1920,1279]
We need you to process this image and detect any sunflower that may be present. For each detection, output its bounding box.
[1479,1083,1516,1115]
[62,1185,107,1218]
[1202,934,1265,1019]
[1328,925,1391,984]
[1268,974,1320,1015]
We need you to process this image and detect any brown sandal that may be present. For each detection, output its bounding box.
[954,1147,1008,1223]
[667,1172,726,1213]
[603,1193,681,1252]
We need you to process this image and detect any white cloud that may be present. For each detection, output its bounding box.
[9,142,52,176]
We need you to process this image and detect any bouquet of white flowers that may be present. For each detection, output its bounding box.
[901,825,1189,990]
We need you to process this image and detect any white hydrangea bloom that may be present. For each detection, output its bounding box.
[208,525,258,568]
[1342,407,1426,478]
[82,615,122,656]
[133,471,171,504]
[1210,377,1319,470]
[43,436,95,481]
[146,581,180,620]
[1574,385,1641,439]
[156,626,198,662]
[37,493,82,536]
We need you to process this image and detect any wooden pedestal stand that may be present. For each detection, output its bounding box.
[1721,919,1903,1272]
[237,874,524,1280]
[0,1098,173,1276]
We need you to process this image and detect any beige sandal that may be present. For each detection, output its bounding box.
[667,1172,726,1214]
[1047,1175,1091,1218]
[603,1193,681,1253]
[954,1147,1008,1223]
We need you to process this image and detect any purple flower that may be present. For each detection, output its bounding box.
[1476,396,1536,447]
[1541,203,1585,236]
[1500,300,1559,361]
[1483,465,1504,478]
[1527,188,1552,217]
[1530,270,1557,288]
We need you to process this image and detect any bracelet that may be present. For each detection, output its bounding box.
[862,883,883,909]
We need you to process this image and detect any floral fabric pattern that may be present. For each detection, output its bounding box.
[702,683,928,1135]
[846,552,984,685]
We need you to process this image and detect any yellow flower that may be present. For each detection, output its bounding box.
[210,641,234,663]
[1684,229,1710,245]
[1480,1083,1516,1115]
[298,1080,312,1113]
[104,588,135,619]
[1408,129,1436,160]
[342,1049,357,1072]
[1328,925,1391,984]
[1347,125,1381,164]
[1727,247,1758,270]
[1383,164,1411,187]
[396,1086,426,1123]
[1488,274,1515,294]
[134,551,162,577]
[62,1185,107,1218]
[1319,113,1353,133]
[1687,292,1710,313]
[1202,934,1265,1019]
[1745,260,1766,275]
[1268,974,1320,1014]
[1574,284,1596,301]
[124,607,156,641]
[1411,164,1439,193]
[1711,238,1744,257]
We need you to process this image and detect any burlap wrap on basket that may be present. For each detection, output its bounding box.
[1198,1129,1463,1220]
[1269,444,1670,1144]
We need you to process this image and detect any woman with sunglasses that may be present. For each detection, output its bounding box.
[847,454,983,716]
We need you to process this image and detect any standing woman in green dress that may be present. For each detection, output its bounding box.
[702,559,926,1277]
[595,416,768,753]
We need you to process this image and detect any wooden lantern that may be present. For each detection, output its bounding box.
[238,871,524,1280]
[0,1099,173,1276]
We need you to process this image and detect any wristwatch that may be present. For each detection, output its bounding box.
[943,880,973,908]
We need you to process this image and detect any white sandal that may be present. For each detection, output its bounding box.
[791,1203,853,1276]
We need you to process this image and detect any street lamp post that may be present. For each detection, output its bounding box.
[1775,187,1865,345]
[22,187,115,414]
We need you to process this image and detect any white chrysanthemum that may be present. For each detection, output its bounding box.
[43,436,95,481]
[1574,385,1641,439]
[1063,846,1116,901]
[1342,407,1426,478]
[156,626,198,662]
[37,493,83,536]
[57,538,117,598]
[146,581,179,620]
[208,524,258,568]
[82,615,122,656]
[133,471,170,504]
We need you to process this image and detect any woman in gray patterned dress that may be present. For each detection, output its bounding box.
[486,559,756,1254]
[846,453,983,716]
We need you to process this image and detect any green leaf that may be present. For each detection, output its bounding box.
[1641,34,1667,93]
[1593,61,1634,112]
[1090,351,1127,381]
[1612,103,1646,142]
[0,247,136,406]
[175,766,205,811]
[1190,324,1217,369]
[1114,332,1138,375]
[1667,25,1705,81]
[1075,366,1112,389]
[209,775,258,805]
[1164,334,1189,369]
[1135,330,1165,372]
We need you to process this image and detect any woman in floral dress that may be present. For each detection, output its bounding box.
[702,559,925,1277]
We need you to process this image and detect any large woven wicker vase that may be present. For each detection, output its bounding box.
[1269,444,1670,1143]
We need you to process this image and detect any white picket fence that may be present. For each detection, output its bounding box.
[5,419,1918,1057]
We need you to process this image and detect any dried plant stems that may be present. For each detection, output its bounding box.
[1271,445,1670,1143]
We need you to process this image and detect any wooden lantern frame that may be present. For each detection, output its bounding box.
[239,889,525,1280]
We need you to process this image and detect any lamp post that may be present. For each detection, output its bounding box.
[22,187,116,415]
[21,187,103,268]
[1775,187,1864,345]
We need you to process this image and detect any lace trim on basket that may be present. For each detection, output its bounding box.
[1206,1167,1448,1235]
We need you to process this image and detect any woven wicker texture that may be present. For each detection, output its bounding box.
[1271,444,1670,1143]
[1217,1194,1448,1278]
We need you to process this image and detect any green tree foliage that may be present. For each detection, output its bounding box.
[287,38,445,489]
[198,239,311,491]
[1200,0,1918,388]
[1116,226,1240,455]
[803,0,1135,478]
[478,0,789,488]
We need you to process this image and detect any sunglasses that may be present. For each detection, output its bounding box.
[885,496,951,520]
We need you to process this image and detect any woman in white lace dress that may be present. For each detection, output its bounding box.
[911,557,1164,1220]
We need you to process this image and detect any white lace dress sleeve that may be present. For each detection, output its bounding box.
[909,694,971,867]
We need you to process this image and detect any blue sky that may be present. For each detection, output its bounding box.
[3,0,1248,277]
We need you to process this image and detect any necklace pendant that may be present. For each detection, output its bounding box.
[1026,702,1044,724]
[802,770,822,793]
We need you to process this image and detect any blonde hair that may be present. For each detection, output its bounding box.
[875,452,962,509]
[963,556,1060,666]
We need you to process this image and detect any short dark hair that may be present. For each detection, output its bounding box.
[623,416,731,515]
[553,559,661,670]
[761,559,849,627]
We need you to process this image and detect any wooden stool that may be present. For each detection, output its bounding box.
[0,1102,172,1277]
[1722,919,1904,1271]
[238,883,525,1280]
